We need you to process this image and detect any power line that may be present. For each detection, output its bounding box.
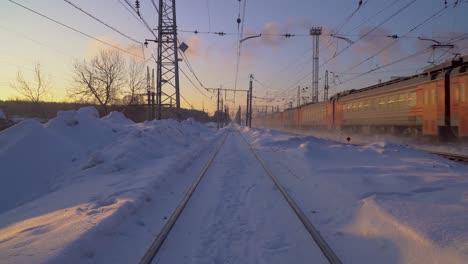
[334,47,432,88]
[6,0,144,59]
[333,0,369,35]
[322,0,418,68]
[282,0,419,94]
[347,0,405,34]
[117,0,145,26]
[179,67,216,105]
[121,0,157,39]
[232,0,249,102]
[180,93,194,109]
[150,0,159,14]
[342,4,448,75]
[206,0,212,32]
[0,24,75,59]
[178,48,207,90]
[63,0,142,44]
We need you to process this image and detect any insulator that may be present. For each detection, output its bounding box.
[237,18,241,24]
[135,0,140,9]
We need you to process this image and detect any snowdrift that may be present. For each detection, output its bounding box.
[0,108,217,263]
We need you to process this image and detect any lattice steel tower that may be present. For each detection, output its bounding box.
[310,27,322,103]
[156,0,180,120]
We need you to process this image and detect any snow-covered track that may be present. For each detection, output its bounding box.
[239,131,343,264]
[139,132,229,264]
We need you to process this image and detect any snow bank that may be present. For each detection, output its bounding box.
[242,128,468,263]
[102,111,134,126]
[0,108,217,263]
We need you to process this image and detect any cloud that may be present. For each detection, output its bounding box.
[84,36,145,62]
[179,35,204,57]
[353,27,403,65]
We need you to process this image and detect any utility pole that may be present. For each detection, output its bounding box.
[297,86,301,107]
[324,70,329,101]
[310,27,322,103]
[147,66,151,121]
[249,74,253,128]
[156,0,180,120]
[220,98,224,128]
[151,68,155,120]
[246,90,250,127]
[217,87,220,130]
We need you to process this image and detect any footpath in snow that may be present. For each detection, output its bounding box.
[242,127,468,263]
[0,107,220,263]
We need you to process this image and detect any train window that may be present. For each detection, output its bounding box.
[431,88,435,105]
[408,92,416,106]
[461,83,466,103]
[424,90,428,105]
[399,94,406,102]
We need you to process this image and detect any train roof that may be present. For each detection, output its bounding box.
[330,55,468,100]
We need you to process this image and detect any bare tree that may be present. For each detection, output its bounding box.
[10,63,49,118]
[70,50,126,114]
[121,58,146,111]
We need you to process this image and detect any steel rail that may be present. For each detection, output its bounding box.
[239,131,343,264]
[429,151,468,163]
[139,132,229,264]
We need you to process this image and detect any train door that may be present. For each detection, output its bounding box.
[455,74,468,137]
[421,82,438,136]
[327,101,334,130]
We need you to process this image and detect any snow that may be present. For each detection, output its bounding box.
[0,109,5,119]
[154,132,328,263]
[0,108,218,263]
[242,128,468,263]
[2,115,468,263]
[264,127,468,156]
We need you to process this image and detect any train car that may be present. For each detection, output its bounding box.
[253,56,468,141]
[298,102,328,130]
[333,75,426,136]
[262,111,283,130]
[283,107,299,129]
[450,66,468,138]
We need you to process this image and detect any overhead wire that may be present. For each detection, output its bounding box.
[233,0,248,102]
[179,67,216,104]
[335,47,433,88]
[342,3,448,75]
[63,0,142,44]
[6,0,144,59]
[121,0,157,39]
[117,0,145,26]
[206,0,212,32]
[282,0,419,96]
[150,0,159,14]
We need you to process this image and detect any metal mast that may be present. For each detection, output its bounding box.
[310,27,322,103]
[324,70,329,101]
[156,0,180,120]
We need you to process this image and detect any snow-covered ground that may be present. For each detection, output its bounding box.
[242,127,468,263]
[265,127,468,156]
[0,107,220,263]
[154,131,328,263]
[2,113,468,263]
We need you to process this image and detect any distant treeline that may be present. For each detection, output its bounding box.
[0,100,215,128]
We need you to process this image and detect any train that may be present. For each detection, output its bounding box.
[253,56,468,141]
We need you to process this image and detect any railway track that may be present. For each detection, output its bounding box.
[430,151,468,163]
[139,129,342,264]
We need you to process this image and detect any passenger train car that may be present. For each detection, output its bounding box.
[254,56,468,140]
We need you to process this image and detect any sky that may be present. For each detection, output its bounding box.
[0,0,467,114]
